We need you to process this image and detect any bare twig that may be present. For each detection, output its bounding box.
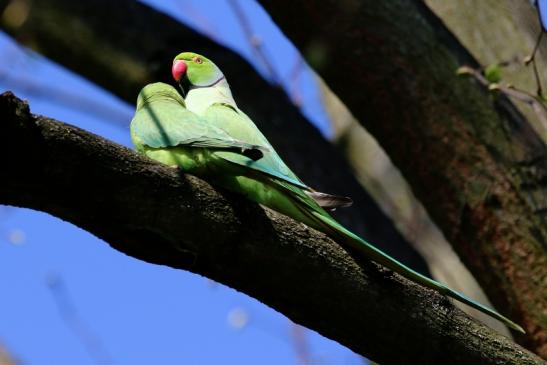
[173,0,218,40]
[524,22,545,96]
[227,0,281,84]
[288,56,304,107]
[290,323,311,365]
[457,65,547,129]
[47,274,115,365]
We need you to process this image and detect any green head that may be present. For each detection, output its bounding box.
[172,52,224,94]
[136,82,185,109]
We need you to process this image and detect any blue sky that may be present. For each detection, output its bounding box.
[0,1,365,364]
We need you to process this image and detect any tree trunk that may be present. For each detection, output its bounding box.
[258,0,547,357]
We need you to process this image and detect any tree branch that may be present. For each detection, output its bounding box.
[258,0,547,356]
[0,91,543,365]
[0,0,430,272]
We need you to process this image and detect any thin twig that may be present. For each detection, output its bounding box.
[174,1,218,40]
[290,322,311,365]
[227,0,281,84]
[47,274,115,365]
[525,30,544,96]
[288,55,304,106]
[457,65,547,129]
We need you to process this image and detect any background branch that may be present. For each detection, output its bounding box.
[0,90,544,365]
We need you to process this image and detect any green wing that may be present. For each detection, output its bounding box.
[202,103,309,189]
[130,83,267,159]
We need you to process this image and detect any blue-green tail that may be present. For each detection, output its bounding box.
[282,182,525,334]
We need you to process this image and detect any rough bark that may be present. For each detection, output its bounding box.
[1,91,544,365]
[0,0,428,272]
[258,0,547,357]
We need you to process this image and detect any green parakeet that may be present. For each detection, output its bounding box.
[131,52,523,333]
[130,82,270,167]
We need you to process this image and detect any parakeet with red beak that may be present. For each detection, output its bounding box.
[164,52,524,333]
[130,82,268,168]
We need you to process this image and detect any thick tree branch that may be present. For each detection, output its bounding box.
[1,91,543,365]
[0,0,429,272]
[258,0,547,356]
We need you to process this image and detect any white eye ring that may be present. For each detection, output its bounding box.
[194,57,203,64]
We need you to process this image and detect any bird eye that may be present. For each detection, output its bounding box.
[194,57,203,64]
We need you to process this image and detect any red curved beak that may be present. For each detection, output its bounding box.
[172,60,188,82]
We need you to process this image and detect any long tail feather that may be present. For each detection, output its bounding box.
[281,183,525,333]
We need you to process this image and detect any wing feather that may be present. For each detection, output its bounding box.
[131,98,267,159]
